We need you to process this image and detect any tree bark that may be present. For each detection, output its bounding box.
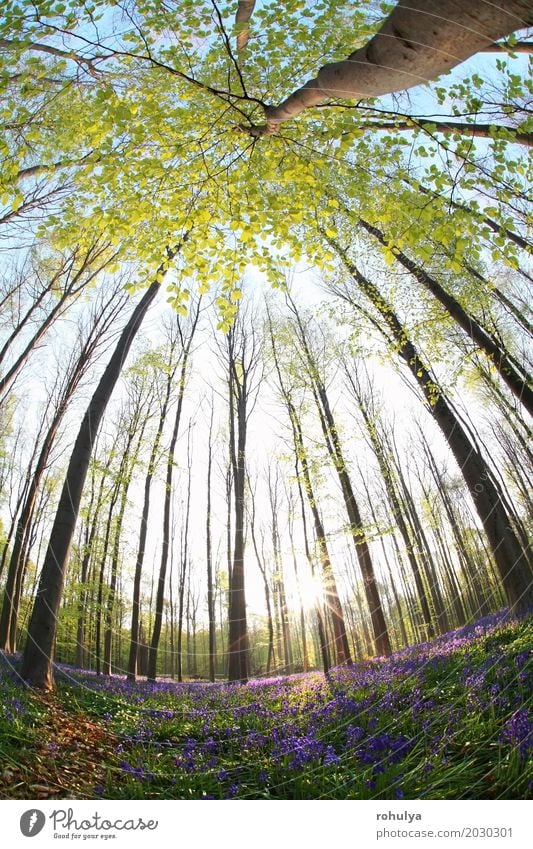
[20,247,177,689]
[206,398,216,682]
[330,241,533,616]
[147,309,199,682]
[256,1,533,133]
[357,217,533,416]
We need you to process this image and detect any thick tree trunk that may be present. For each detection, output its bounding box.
[259,1,533,133]
[225,314,260,683]
[235,0,256,56]
[20,271,165,689]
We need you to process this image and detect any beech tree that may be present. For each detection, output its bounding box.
[0,242,115,398]
[147,303,201,681]
[126,338,182,681]
[20,246,181,689]
[2,0,530,298]
[326,241,533,616]
[1,1,530,686]
[0,280,127,652]
[268,313,350,669]
[222,303,263,682]
[285,298,390,657]
[240,1,533,134]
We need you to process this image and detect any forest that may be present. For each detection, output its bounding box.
[0,0,531,801]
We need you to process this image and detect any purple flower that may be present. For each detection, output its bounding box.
[324,746,340,766]
[501,709,532,758]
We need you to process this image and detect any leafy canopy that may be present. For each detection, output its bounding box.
[0,1,530,325]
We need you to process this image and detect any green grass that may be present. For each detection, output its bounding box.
[1,612,531,799]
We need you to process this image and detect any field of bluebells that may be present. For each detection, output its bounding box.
[1,612,531,800]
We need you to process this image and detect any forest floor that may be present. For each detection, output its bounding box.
[1,612,531,800]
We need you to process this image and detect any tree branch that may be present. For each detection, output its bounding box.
[245,0,533,135]
[482,40,533,53]
[344,118,533,147]
[0,37,104,77]
[235,1,256,58]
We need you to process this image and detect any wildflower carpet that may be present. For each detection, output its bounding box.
[1,613,531,800]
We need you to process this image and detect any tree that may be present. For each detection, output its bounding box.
[242,1,533,134]
[2,0,529,292]
[0,279,127,652]
[0,242,116,398]
[247,474,275,675]
[352,215,533,416]
[20,245,181,689]
[222,303,263,682]
[205,394,217,682]
[285,297,390,657]
[327,240,533,616]
[147,302,201,681]
[268,311,351,669]
[102,390,151,675]
[1,0,530,685]
[127,332,185,681]
[342,364,437,639]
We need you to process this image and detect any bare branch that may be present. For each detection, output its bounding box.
[0,37,104,77]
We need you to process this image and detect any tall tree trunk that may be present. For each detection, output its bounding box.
[330,241,533,616]
[248,486,275,675]
[345,369,435,639]
[227,384,249,682]
[21,248,177,689]
[95,474,121,675]
[176,431,193,683]
[268,314,340,670]
[75,453,109,669]
[126,352,176,681]
[225,311,261,682]
[206,398,216,682]
[288,297,389,657]
[147,305,199,681]
[357,216,533,415]
[103,416,146,675]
